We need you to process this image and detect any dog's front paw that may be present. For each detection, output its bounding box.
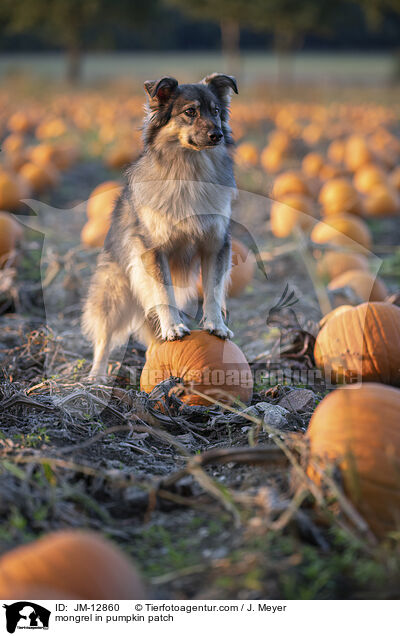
[163,323,191,341]
[203,319,234,340]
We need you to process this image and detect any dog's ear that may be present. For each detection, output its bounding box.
[201,73,238,100]
[144,77,178,104]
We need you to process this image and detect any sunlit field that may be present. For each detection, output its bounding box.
[1,55,400,599]
[0,51,395,85]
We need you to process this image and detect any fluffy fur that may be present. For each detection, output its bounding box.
[82,73,238,380]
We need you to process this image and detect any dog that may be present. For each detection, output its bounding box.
[82,73,238,380]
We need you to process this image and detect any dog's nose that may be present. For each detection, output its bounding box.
[208,130,223,144]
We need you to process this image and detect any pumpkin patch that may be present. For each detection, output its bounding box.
[2,59,400,602]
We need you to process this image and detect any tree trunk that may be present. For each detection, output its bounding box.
[274,30,299,86]
[66,43,82,84]
[391,47,400,84]
[220,19,240,76]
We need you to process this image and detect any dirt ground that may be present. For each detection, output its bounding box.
[1,87,400,599]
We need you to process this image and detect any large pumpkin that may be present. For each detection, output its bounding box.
[86,180,121,222]
[353,163,388,194]
[305,383,400,536]
[327,269,388,303]
[197,239,255,298]
[0,171,20,210]
[0,530,146,600]
[363,184,399,217]
[105,144,137,169]
[82,181,122,248]
[318,178,362,216]
[327,138,346,165]
[316,250,369,282]
[19,161,58,193]
[270,194,316,238]
[8,111,33,134]
[260,145,283,173]
[311,214,372,252]
[36,117,67,140]
[344,135,373,172]
[80,220,108,248]
[314,302,400,385]
[235,142,259,167]
[29,143,58,168]
[301,152,324,178]
[271,171,310,201]
[268,129,291,152]
[3,133,25,155]
[141,330,253,406]
[318,163,345,182]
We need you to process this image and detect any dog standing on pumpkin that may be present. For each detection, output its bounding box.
[82,73,238,380]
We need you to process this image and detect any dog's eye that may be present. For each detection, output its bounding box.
[214,106,220,114]
[184,108,197,117]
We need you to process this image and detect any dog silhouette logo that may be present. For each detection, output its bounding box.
[3,602,50,633]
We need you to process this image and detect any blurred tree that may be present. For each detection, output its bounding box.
[246,0,345,83]
[354,0,400,22]
[353,0,400,79]
[0,0,156,82]
[167,0,345,81]
[166,0,247,72]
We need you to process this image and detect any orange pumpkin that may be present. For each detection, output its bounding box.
[327,269,388,303]
[235,142,259,167]
[363,184,400,217]
[302,123,323,146]
[80,220,107,248]
[0,171,20,210]
[316,251,369,282]
[353,163,388,194]
[8,111,33,134]
[197,239,255,298]
[260,145,283,173]
[301,152,324,178]
[105,144,137,169]
[271,171,310,201]
[327,138,346,165]
[311,214,372,252]
[318,304,353,329]
[141,330,253,406]
[318,163,345,182]
[267,129,291,152]
[19,162,58,193]
[305,383,400,536]
[36,117,67,140]
[314,302,400,385]
[86,181,121,223]
[270,194,316,238]
[0,530,146,600]
[344,135,373,171]
[29,143,58,168]
[2,133,25,155]
[227,239,256,297]
[318,178,362,216]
